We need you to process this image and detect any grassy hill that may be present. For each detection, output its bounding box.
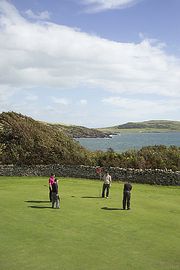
[99,120,180,133]
[0,112,92,165]
[47,123,110,138]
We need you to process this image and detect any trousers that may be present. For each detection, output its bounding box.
[102,183,110,198]
[49,187,52,202]
[123,191,131,209]
[52,193,60,208]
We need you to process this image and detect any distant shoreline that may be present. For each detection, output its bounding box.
[74,129,180,138]
[97,128,180,136]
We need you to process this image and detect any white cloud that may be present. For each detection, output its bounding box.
[25,9,51,20]
[51,97,70,105]
[25,94,38,101]
[0,0,180,100]
[80,99,87,105]
[0,84,19,105]
[102,96,180,119]
[80,0,142,13]
[0,0,180,126]
[0,0,180,99]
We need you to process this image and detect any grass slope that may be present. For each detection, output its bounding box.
[0,177,180,270]
[99,120,180,133]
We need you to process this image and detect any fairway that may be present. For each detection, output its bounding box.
[0,177,179,270]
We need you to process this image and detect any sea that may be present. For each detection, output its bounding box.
[75,132,180,152]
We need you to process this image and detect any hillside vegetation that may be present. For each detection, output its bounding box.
[0,112,92,165]
[47,123,110,138]
[95,145,180,171]
[99,120,180,133]
[0,112,179,171]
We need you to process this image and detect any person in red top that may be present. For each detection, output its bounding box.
[48,173,55,202]
[96,167,103,180]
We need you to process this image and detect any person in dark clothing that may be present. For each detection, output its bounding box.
[51,178,60,209]
[123,182,132,210]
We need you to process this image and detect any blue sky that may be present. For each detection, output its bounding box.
[0,0,180,127]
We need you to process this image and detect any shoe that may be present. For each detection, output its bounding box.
[106,197,108,199]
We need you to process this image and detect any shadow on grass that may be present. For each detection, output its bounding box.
[28,205,52,209]
[25,200,50,203]
[81,196,102,199]
[101,207,124,211]
[26,200,51,209]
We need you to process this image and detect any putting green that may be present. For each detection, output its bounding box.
[0,176,179,270]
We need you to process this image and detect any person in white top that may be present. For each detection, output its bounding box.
[102,172,112,198]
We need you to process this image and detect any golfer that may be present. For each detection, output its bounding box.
[122,181,132,210]
[102,172,112,198]
[51,178,60,209]
[48,173,55,202]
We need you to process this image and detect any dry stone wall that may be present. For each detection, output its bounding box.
[0,164,179,186]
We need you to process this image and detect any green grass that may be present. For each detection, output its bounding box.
[98,120,180,133]
[0,177,180,270]
[98,127,180,133]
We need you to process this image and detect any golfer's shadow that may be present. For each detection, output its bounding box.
[28,205,52,209]
[101,207,123,211]
[25,200,50,203]
[81,196,102,199]
[25,200,51,209]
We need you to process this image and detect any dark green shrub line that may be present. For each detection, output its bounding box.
[94,145,180,171]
